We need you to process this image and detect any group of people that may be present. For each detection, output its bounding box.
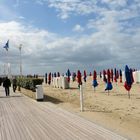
[1,77,17,96]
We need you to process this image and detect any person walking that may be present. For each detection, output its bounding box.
[0,77,2,86]
[12,77,17,92]
[3,77,11,96]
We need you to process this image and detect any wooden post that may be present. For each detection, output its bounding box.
[80,85,84,112]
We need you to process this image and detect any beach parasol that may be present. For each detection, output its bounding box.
[54,72,56,77]
[89,72,92,76]
[114,68,117,83]
[67,69,71,83]
[124,65,133,98]
[111,69,113,82]
[57,72,60,77]
[105,69,113,95]
[83,70,87,82]
[92,70,98,91]
[120,69,122,83]
[48,72,51,85]
[103,70,107,83]
[45,73,47,84]
[77,70,82,88]
[72,72,76,82]
[117,70,119,79]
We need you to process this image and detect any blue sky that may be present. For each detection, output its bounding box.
[0,0,140,75]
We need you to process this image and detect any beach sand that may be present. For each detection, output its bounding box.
[43,76,140,140]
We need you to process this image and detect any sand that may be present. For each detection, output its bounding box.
[43,76,140,140]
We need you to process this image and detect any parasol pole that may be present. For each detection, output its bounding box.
[80,85,84,112]
[94,87,95,92]
[128,91,130,99]
[116,82,118,94]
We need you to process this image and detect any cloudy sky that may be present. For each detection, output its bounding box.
[0,0,140,75]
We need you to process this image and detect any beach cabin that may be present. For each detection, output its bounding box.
[61,76,69,89]
[137,71,140,83]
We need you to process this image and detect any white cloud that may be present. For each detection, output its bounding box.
[0,21,57,74]
[18,16,25,19]
[101,0,127,7]
[1,19,140,75]
[40,0,140,23]
[1,0,140,74]
[58,12,69,19]
[47,0,98,19]
[73,24,84,32]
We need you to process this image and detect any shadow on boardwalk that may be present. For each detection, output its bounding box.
[44,95,63,104]
[0,95,22,98]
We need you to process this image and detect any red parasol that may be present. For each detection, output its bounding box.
[83,70,87,82]
[111,69,113,82]
[77,70,82,88]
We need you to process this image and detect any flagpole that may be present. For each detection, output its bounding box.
[7,50,11,78]
[3,40,9,77]
[6,46,9,77]
[3,64,6,76]
[19,44,22,77]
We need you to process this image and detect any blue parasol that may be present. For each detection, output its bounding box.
[92,70,98,88]
[67,69,71,83]
[125,65,132,86]
[45,73,47,84]
[54,72,56,77]
[124,65,133,98]
[114,68,117,82]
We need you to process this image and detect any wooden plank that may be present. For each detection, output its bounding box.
[0,87,127,140]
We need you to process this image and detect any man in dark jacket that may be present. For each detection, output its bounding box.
[0,77,2,86]
[3,77,11,96]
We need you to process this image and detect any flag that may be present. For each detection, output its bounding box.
[3,40,9,51]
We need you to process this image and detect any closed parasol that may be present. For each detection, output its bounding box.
[124,65,133,98]
[77,70,82,88]
[67,69,71,83]
[83,70,87,82]
[92,70,98,91]
[120,69,122,83]
[105,69,113,95]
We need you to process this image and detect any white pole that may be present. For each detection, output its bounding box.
[128,91,130,99]
[3,64,6,76]
[6,49,9,77]
[7,63,11,78]
[80,85,84,112]
[19,44,22,77]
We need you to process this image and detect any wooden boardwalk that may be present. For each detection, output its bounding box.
[0,87,127,140]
